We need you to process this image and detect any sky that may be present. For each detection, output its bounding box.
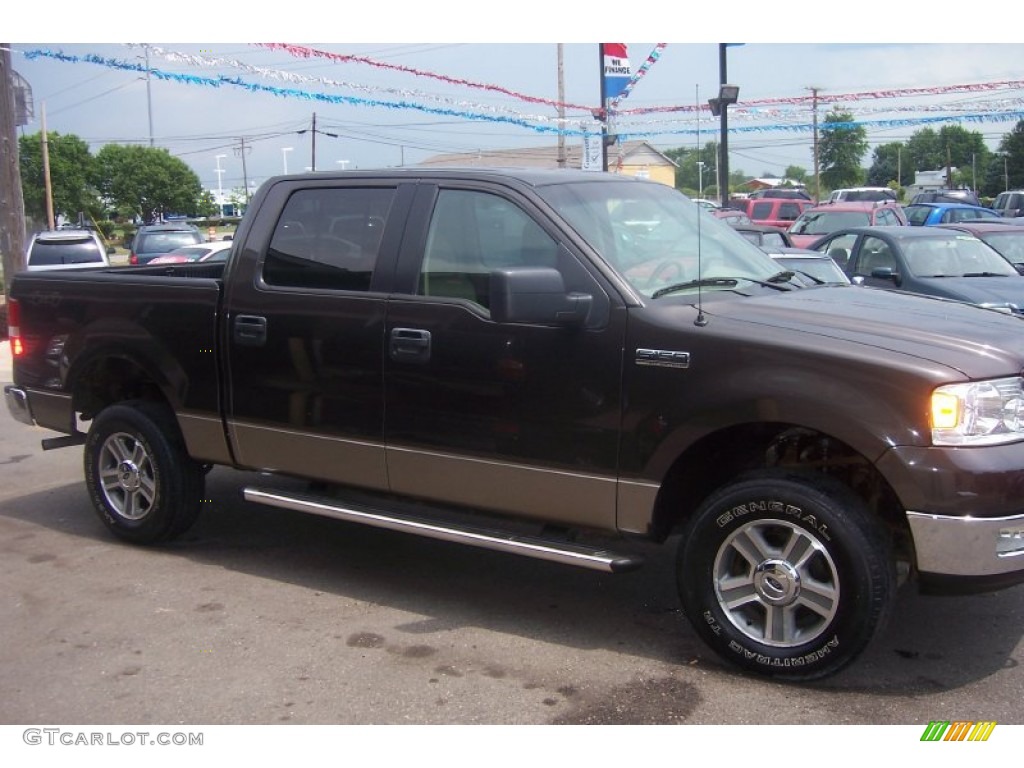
[6,5,1024,199]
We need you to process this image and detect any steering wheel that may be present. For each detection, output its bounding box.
[648,258,688,287]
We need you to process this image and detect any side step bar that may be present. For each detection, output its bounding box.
[244,487,644,574]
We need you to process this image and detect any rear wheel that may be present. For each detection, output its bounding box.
[84,401,204,544]
[677,471,895,681]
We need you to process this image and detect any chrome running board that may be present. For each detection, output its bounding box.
[244,487,643,574]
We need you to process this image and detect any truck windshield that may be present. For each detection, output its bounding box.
[536,180,783,297]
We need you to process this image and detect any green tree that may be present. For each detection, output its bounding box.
[818,109,868,190]
[664,141,719,194]
[994,120,1024,192]
[18,131,101,224]
[93,144,205,223]
[905,128,943,173]
[784,166,808,183]
[866,142,906,187]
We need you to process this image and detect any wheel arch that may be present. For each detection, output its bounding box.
[645,421,915,570]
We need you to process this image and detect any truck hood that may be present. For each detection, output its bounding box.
[703,284,1024,379]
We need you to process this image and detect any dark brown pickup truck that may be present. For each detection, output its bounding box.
[7,168,1024,680]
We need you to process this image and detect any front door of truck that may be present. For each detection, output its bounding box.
[223,180,412,490]
[384,184,627,529]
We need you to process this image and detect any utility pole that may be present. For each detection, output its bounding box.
[41,103,54,230]
[311,113,317,171]
[144,44,154,148]
[1,43,27,300]
[234,137,251,204]
[808,86,821,203]
[598,45,608,172]
[556,44,566,169]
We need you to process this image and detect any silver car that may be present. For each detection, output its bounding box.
[25,228,110,271]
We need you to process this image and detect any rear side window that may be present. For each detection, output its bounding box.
[778,202,803,221]
[750,202,773,220]
[28,237,103,266]
[264,186,395,291]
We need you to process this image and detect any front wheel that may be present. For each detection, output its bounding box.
[84,400,204,544]
[677,472,895,681]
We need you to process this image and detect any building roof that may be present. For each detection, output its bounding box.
[420,139,677,170]
[742,177,806,191]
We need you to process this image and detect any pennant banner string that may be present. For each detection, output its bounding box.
[609,43,667,109]
[123,44,577,127]
[20,48,1024,141]
[255,42,596,112]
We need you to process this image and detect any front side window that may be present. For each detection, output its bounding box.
[264,187,394,291]
[419,189,558,308]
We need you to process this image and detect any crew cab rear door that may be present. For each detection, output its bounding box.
[383,182,627,530]
[221,177,413,489]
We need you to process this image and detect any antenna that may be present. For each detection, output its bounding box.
[695,83,708,327]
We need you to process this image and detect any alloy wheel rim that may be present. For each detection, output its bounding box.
[98,432,157,521]
[712,519,839,647]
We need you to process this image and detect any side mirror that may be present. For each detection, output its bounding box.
[870,267,901,287]
[489,267,592,327]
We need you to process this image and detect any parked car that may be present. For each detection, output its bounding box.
[745,197,813,229]
[128,223,204,265]
[148,241,234,265]
[747,187,811,200]
[709,208,751,226]
[827,187,897,203]
[939,220,1024,273]
[731,223,794,250]
[909,189,981,206]
[904,202,1003,226]
[809,225,1024,313]
[991,190,1024,218]
[25,228,110,271]
[787,200,907,247]
[770,249,851,285]
[691,198,720,210]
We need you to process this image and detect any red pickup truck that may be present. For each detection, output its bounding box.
[7,168,1024,681]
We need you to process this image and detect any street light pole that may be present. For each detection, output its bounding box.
[708,45,740,207]
[214,154,226,215]
[697,161,705,199]
[282,146,293,174]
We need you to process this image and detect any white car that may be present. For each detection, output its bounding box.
[25,229,110,271]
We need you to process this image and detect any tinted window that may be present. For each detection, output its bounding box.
[135,231,202,255]
[419,189,558,309]
[263,187,395,291]
[875,209,899,226]
[778,203,803,220]
[750,202,773,220]
[791,211,870,235]
[28,237,103,266]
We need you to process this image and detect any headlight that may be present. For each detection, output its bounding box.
[931,377,1024,446]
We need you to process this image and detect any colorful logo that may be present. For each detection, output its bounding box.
[920,721,996,742]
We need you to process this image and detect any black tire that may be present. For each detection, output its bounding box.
[677,471,895,681]
[83,400,204,544]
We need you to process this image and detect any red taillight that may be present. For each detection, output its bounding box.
[129,253,138,265]
[8,298,23,357]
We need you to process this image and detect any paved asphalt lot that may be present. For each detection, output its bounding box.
[1,338,1024,730]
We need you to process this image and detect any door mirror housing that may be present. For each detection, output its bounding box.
[489,267,592,327]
